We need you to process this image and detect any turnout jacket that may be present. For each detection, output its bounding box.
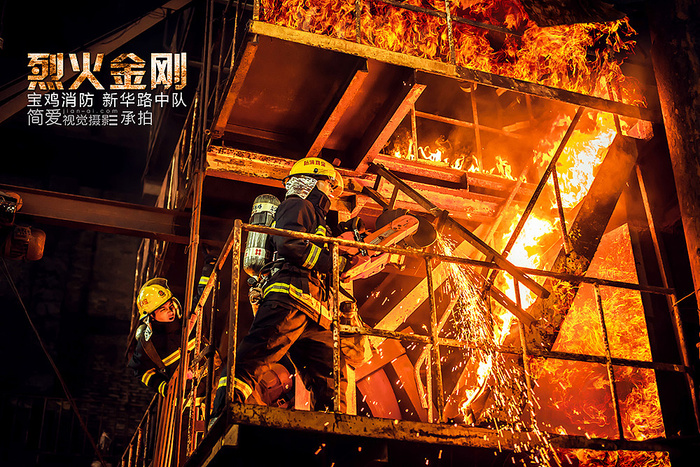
[127,255,216,396]
[127,319,195,396]
[261,187,336,327]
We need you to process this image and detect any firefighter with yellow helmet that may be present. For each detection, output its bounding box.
[127,278,185,396]
[230,157,361,410]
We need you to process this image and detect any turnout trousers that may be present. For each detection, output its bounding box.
[235,300,346,411]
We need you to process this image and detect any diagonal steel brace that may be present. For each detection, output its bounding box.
[368,162,550,300]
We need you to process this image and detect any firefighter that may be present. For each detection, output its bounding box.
[127,278,187,397]
[127,252,218,397]
[231,157,365,411]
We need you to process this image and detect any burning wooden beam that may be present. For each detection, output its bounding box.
[524,134,640,350]
[351,70,426,172]
[305,59,369,158]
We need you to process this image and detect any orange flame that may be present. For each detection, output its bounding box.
[261,1,663,464]
[260,0,643,104]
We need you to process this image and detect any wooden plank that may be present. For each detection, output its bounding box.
[352,72,426,172]
[247,21,660,123]
[306,61,369,158]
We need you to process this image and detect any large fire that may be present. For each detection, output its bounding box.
[260,0,642,104]
[258,1,664,465]
[435,116,666,465]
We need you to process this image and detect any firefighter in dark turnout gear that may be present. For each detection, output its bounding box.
[128,255,218,397]
[232,157,352,410]
[128,278,188,396]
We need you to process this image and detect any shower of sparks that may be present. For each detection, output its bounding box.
[436,236,559,467]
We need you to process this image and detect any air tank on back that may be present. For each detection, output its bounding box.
[243,194,280,277]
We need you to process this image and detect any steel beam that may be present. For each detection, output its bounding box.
[352,71,426,172]
[2,184,231,244]
[205,146,504,223]
[626,168,700,435]
[305,60,369,158]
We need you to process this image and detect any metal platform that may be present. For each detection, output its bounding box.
[187,404,690,467]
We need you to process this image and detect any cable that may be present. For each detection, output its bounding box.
[673,287,700,307]
[1,258,107,467]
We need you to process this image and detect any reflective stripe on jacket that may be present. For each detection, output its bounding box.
[261,189,333,327]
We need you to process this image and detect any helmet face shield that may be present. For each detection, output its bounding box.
[326,172,344,198]
[284,175,317,199]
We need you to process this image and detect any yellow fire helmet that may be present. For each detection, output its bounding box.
[136,278,179,320]
[287,157,344,197]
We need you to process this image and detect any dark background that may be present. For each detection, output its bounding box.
[0,1,203,465]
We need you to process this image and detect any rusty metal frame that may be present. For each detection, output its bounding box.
[376,0,521,38]
[367,161,549,301]
[634,165,700,431]
[1,184,233,245]
[174,169,204,466]
[211,26,259,137]
[415,110,525,140]
[123,219,693,464]
[205,147,507,224]
[593,283,625,440]
[488,106,584,279]
[121,395,158,467]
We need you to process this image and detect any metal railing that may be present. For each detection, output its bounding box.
[121,211,697,465]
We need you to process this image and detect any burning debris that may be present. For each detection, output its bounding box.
[260,0,643,103]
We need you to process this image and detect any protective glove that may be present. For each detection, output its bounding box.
[249,286,262,316]
[340,254,371,282]
[337,216,366,234]
[339,302,373,366]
